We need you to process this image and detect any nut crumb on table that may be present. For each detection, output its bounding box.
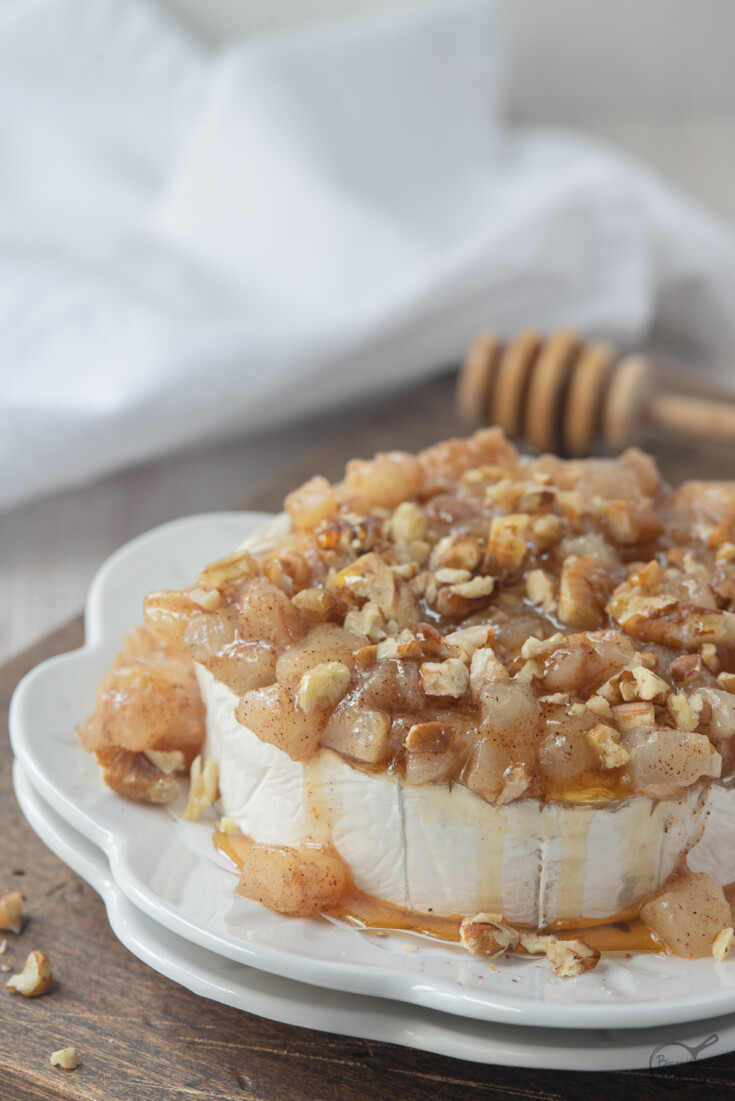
[6,950,52,997]
[50,1047,82,1071]
[0,891,23,934]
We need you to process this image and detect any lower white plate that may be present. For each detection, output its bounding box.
[14,760,735,1072]
[9,512,735,1033]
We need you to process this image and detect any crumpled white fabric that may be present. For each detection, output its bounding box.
[2,0,735,512]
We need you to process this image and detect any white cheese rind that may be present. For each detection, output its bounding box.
[200,666,729,925]
[688,781,735,885]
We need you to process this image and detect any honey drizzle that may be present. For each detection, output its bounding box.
[215,830,735,955]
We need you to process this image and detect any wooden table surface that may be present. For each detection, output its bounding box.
[3,376,735,1099]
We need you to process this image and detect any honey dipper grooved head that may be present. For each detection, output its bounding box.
[491,330,541,441]
[603,355,653,453]
[523,329,580,454]
[563,341,616,457]
[456,332,502,424]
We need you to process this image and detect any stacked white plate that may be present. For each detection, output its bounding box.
[10,512,735,1071]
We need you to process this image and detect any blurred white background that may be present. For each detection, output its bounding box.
[158,0,735,223]
[3,0,735,664]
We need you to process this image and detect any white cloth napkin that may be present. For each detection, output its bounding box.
[2,0,735,513]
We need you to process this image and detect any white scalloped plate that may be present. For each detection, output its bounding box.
[9,512,735,1032]
[14,761,735,1072]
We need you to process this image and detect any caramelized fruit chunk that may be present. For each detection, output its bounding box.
[237,843,349,916]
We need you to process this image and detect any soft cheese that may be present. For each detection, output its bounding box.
[201,665,732,926]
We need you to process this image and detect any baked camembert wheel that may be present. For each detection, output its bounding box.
[78,429,735,971]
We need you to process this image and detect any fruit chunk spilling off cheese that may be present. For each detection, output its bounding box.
[640,869,732,958]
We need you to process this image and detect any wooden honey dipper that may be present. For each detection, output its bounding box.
[457,328,735,456]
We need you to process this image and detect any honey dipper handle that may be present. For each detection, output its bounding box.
[647,392,735,444]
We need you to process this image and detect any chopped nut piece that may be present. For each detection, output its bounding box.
[264,558,294,595]
[585,723,630,769]
[376,636,423,661]
[428,535,453,571]
[343,601,387,642]
[96,747,182,805]
[608,583,735,651]
[404,721,462,785]
[667,692,700,732]
[335,553,395,609]
[525,569,557,613]
[297,662,351,714]
[670,654,702,685]
[530,514,563,552]
[292,588,343,623]
[6,951,52,997]
[450,576,496,599]
[605,499,663,545]
[631,665,670,702]
[143,749,186,775]
[496,764,532,806]
[520,632,565,661]
[612,701,655,732]
[586,695,614,720]
[389,501,428,543]
[460,913,520,958]
[713,928,734,963]
[619,676,637,702]
[443,626,493,664]
[353,644,379,667]
[717,671,735,694]
[555,490,583,522]
[50,1048,82,1071]
[187,587,222,611]
[0,892,23,935]
[520,933,553,955]
[391,562,418,580]
[515,658,541,684]
[435,567,472,585]
[419,658,469,698]
[404,538,432,567]
[437,537,484,572]
[484,477,521,511]
[488,514,530,572]
[469,647,509,698]
[183,756,219,822]
[701,643,721,674]
[558,555,612,629]
[196,548,259,588]
[539,692,571,705]
[631,650,658,669]
[405,722,455,753]
[546,938,600,977]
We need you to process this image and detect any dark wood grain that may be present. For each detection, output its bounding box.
[3,375,735,1099]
